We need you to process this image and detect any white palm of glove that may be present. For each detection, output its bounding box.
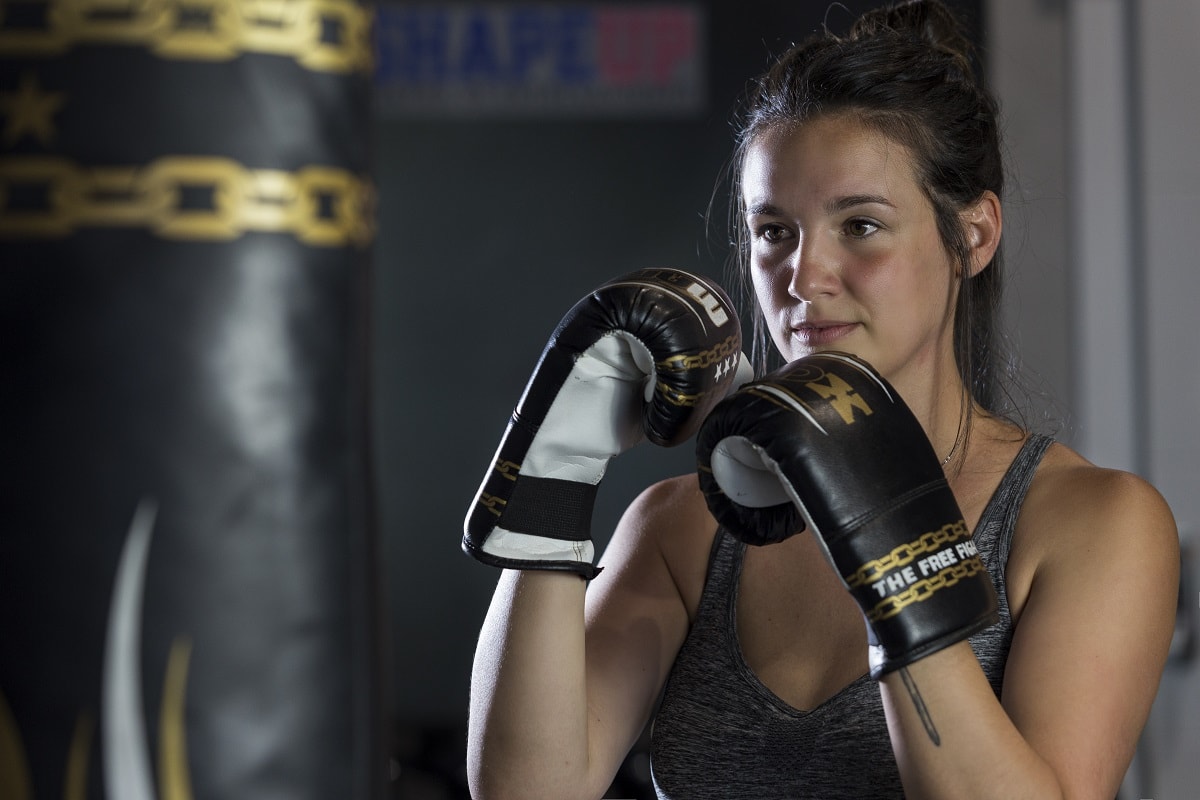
[521,330,655,484]
[481,332,654,565]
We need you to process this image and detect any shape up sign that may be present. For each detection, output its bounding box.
[374,3,706,117]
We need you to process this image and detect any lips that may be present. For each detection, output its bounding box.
[790,322,859,347]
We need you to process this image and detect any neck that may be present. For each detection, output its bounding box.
[939,401,969,469]
[889,355,972,471]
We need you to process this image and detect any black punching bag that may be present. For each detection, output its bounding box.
[0,3,386,799]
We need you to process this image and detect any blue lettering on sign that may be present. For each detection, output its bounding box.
[460,10,499,79]
[555,9,594,84]
[373,3,703,116]
[375,8,448,82]
[508,8,546,81]
[376,5,600,85]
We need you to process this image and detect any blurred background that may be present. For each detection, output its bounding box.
[2,1,1197,799]
[376,1,1200,797]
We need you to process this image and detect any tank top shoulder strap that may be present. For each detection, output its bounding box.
[972,432,1054,596]
[694,525,741,623]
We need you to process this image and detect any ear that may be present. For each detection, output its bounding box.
[961,190,1002,277]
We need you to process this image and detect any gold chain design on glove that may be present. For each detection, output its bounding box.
[862,556,987,622]
[657,334,741,372]
[842,520,971,589]
[655,334,742,407]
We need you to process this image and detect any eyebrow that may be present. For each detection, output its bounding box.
[827,194,895,213]
[744,202,784,217]
[744,195,896,218]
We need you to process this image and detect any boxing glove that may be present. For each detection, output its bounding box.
[695,351,998,676]
[464,267,750,580]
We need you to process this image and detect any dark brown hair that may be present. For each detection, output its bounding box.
[729,0,1011,415]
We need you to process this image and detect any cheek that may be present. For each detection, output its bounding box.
[862,243,951,302]
[911,247,959,315]
[914,230,958,285]
[749,258,787,310]
[749,265,772,309]
[749,266,794,351]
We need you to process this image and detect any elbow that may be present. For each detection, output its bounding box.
[465,744,506,800]
[467,747,541,800]
[466,775,511,800]
[469,773,581,800]
[468,749,594,800]
[466,762,522,800]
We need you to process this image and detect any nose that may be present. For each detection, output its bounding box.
[787,234,839,302]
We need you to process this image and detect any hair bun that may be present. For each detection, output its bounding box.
[849,0,975,74]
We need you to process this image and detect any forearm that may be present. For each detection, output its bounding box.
[467,569,598,800]
[880,642,1064,800]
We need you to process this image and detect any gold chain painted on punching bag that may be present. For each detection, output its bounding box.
[0,0,374,75]
[0,156,376,246]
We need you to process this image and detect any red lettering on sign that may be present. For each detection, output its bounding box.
[597,7,697,87]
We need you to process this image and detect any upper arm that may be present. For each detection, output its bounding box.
[581,474,715,780]
[1001,467,1179,799]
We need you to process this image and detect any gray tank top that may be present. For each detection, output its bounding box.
[650,434,1053,799]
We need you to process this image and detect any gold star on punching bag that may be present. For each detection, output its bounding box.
[0,72,65,147]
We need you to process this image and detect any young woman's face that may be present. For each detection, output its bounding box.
[742,115,960,390]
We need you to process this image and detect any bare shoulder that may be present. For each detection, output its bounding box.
[999,441,1179,796]
[598,473,720,622]
[1016,442,1178,574]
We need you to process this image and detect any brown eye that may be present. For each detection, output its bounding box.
[845,218,881,238]
[756,224,788,243]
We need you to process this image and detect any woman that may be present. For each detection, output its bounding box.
[465,2,1179,797]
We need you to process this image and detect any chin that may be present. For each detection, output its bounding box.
[795,344,867,363]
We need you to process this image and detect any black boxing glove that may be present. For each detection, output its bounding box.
[464,268,751,580]
[695,351,997,676]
